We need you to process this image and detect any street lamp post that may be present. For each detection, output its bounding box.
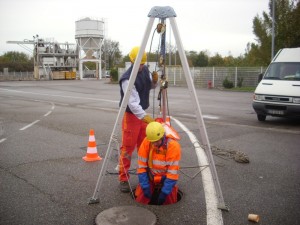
[271,0,275,60]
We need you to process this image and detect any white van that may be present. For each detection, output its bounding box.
[252,47,300,121]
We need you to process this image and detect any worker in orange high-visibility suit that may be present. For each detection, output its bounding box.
[135,122,181,205]
[118,46,158,193]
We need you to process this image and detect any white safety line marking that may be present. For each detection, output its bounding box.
[180,113,219,120]
[172,117,224,225]
[44,111,52,117]
[77,105,119,112]
[0,88,118,103]
[203,115,219,120]
[0,100,55,141]
[19,120,40,131]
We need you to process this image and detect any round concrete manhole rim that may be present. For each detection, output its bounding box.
[95,205,157,225]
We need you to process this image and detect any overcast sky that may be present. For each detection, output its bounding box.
[0,0,270,57]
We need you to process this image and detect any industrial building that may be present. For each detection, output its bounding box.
[7,17,105,80]
[33,37,77,80]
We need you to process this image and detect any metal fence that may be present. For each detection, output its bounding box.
[0,71,35,81]
[1,67,266,88]
[119,66,266,88]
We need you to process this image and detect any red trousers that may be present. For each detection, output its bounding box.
[119,112,147,181]
[135,182,178,205]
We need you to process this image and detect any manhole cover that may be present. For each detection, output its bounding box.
[95,206,157,225]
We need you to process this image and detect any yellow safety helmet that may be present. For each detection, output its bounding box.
[146,122,165,142]
[129,46,147,65]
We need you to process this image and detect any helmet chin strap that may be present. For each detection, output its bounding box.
[158,134,166,148]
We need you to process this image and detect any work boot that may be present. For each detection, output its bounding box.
[119,181,130,193]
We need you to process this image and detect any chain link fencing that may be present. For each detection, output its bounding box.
[0,71,35,81]
[1,66,266,88]
[119,66,266,88]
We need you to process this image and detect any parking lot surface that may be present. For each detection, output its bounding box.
[0,80,299,225]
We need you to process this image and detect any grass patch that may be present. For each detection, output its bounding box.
[233,86,255,92]
[223,86,255,92]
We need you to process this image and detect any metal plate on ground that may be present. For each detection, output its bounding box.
[95,206,157,225]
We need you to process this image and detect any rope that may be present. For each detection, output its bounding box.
[210,145,250,163]
[174,128,250,163]
[179,165,209,179]
[148,24,162,118]
[114,134,136,199]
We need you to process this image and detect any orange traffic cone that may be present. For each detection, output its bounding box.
[83,129,102,162]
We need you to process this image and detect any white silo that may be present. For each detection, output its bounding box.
[75,17,104,80]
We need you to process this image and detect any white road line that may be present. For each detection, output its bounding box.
[44,111,52,117]
[172,117,224,225]
[203,115,219,120]
[180,113,219,120]
[19,120,40,131]
[0,88,118,103]
[0,100,55,141]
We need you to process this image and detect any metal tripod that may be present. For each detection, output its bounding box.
[88,6,227,211]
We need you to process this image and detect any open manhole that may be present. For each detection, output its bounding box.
[131,188,183,205]
[95,206,157,225]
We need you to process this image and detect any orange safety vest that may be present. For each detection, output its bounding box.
[137,135,181,185]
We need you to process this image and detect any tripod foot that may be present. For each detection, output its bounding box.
[88,197,100,205]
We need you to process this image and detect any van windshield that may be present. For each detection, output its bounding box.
[263,62,300,81]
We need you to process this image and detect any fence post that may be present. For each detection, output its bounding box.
[212,67,215,88]
[234,67,237,88]
[173,67,176,86]
[180,67,182,81]
[192,67,195,82]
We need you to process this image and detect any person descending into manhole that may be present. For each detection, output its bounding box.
[118,46,158,193]
[135,121,181,205]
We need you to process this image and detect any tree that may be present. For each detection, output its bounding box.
[245,0,300,66]
[275,0,299,48]
[289,1,300,47]
[1,51,31,62]
[208,53,224,66]
[195,51,209,67]
[186,51,198,67]
[0,51,33,72]
[103,39,122,69]
[223,55,236,67]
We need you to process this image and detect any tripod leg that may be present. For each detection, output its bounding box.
[169,17,227,211]
[88,17,156,204]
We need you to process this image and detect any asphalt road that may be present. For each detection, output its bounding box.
[0,80,299,225]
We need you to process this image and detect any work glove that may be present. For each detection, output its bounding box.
[152,71,158,83]
[157,192,167,205]
[142,115,155,124]
[143,187,152,199]
[161,178,176,195]
[138,172,151,199]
